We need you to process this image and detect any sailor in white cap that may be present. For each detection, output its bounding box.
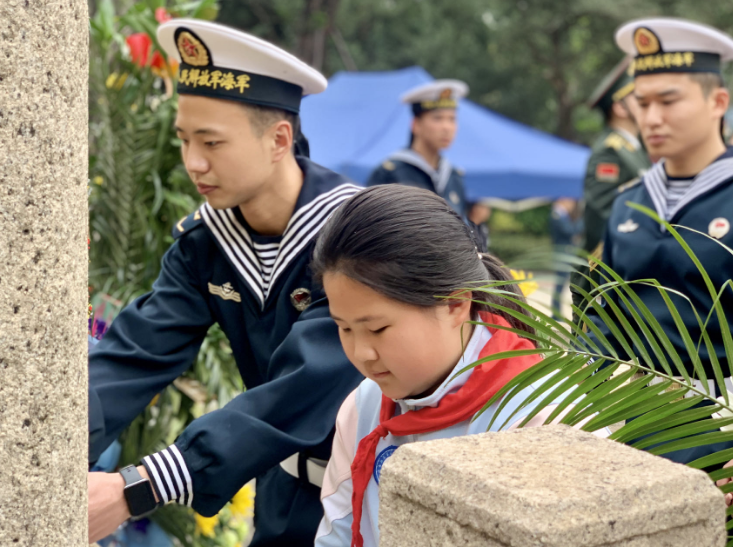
[87,19,363,545]
[366,80,472,222]
[583,18,733,469]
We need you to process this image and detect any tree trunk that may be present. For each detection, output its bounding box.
[0,0,89,544]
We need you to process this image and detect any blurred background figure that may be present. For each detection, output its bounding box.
[571,57,651,319]
[467,200,492,251]
[366,80,470,217]
[550,198,583,319]
[582,56,651,256]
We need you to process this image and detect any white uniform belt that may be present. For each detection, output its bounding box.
[279,454,327,488]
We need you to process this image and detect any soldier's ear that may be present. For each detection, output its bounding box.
[611,101,631,120]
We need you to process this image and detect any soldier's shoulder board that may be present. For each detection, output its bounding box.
[172,208,205,239]
[603,133,624,151]
[617,176,642,194]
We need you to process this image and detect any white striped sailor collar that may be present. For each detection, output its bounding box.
[396,322,492,413]
[643,147,733,227]
[388,148,454,195]
[199,157,361,308]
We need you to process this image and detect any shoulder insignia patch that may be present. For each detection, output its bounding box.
[172,207,205,239]
[596,163,620,183]
[382,160,396,171]
[617,176,642,194]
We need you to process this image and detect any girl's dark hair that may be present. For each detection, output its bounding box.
[312,185,535,338]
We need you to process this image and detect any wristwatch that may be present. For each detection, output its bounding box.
[119,465,159,520]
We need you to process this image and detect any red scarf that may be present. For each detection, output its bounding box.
[349,313,540,547]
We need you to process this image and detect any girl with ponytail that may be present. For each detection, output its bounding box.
[312,185,601,547]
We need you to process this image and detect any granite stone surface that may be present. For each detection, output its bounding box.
[0,1,89,544]
[379,425,725,547]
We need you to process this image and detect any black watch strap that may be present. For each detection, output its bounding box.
[120,465,160,519]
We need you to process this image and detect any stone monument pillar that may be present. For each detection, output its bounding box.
[0,0,89,544]
[380,425,726,547]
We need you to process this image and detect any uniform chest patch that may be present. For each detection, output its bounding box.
[709,217,730,239]
[290,288,311,311]
[373,445,399,485]
[596,163,620,183]
[209,282,242,302]
[617,219,639,233]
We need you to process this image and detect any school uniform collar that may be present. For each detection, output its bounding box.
[200,157,360,308]
[643,146,733,225]
[388,148,454,194]
[397,323,492,413]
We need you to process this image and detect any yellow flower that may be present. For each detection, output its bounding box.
[105,72,128,90]
[509,269,539,297]
[130,103,139,113]
[115,72,128,90]
[105,73,119,89]
[194,512,219,538]
[230,483,255,519]
[93,176,103,186]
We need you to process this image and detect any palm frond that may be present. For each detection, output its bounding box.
[460,206,733,535]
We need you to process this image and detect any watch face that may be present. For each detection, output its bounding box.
[124,481,157,517]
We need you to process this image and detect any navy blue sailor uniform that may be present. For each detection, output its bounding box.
[587,149,733,464]
[89,158,364,545]
[366,149,468,217]
[587,16,733,466]
[88,17,366,546]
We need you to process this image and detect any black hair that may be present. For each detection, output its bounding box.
[312,185,535,338]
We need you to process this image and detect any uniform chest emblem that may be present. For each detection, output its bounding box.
[709,218,730,239]
[209,282,242,303]
[373,445,398,485]
[617,219,639,233]
[290,288,311,311]
[449,191,460,204]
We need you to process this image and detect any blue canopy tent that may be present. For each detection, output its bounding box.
[300,66,591,200]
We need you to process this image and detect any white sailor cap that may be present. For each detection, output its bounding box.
[616,18,733,77]
[157,19,327,113]
[400,79,469,116]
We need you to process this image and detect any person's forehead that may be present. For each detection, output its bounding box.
[175,95,247,124]
[634,73,692,94]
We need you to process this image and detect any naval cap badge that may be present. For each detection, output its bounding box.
[290,288,311,311]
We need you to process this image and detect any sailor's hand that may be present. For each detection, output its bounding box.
[88,470,131,543]
[715,459,733,506]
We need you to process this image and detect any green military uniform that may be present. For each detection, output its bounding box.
[571,57,651,318]
[582,126,651,253]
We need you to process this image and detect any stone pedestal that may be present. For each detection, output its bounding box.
[379,425,725,547]
[0,0,89,545]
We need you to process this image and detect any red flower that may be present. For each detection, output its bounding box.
[155,7,172,24]
[150,51,166,70]
[127,32,153,67]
